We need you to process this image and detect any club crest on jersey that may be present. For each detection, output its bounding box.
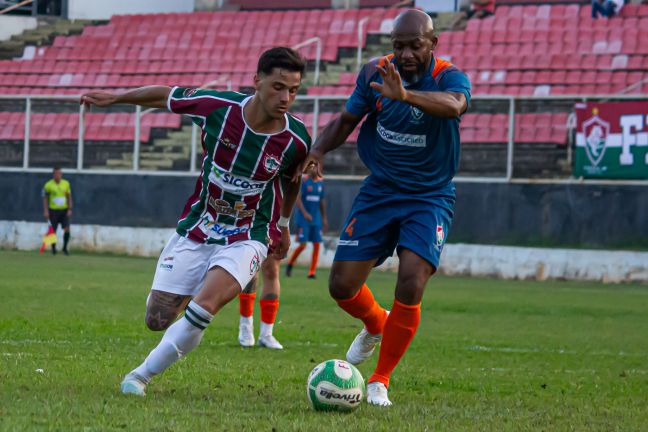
[263,155,281,174]
[436,224,445,247]
[411,106,424,121]
[583,111,610,167]
[218,136,237,150]
[250,253,260,275]
[183,88,199,97]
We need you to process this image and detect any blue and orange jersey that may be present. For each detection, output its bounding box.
[296,176,324,226]
[345,55,471,194]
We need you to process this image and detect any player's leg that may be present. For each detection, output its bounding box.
[122,240,266,396]
[48,210,60,255]
[286,227,307,276]
[366,249,434,407]
[238,275,257,347]
[145,290,192,331]
[332,188,399,366]
[258,257,283,349]
[62,212,71,255]
[307,225,322,279]
[366,195,453,406]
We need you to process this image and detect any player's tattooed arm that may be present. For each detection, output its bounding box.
[81,86,172,110]
[145,291,191,331]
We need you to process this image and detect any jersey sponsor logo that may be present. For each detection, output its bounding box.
[200,215,250,239]
[218,136,237,150]
[159,263,174,271]
[377,123,426,147]
[208,197,256,219]
[209,163,267,196]
[250,253,259,275]
[338,240,359,246]
[583,114,610,167]
[263,154,281,174]
[305,195,320,202]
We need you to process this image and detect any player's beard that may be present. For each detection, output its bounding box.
[397,62,426,86]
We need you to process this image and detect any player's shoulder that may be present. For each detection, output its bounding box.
[43,179,53,189]
[61,179,71,188]
[286,113,311,147]
[431,57,468,83]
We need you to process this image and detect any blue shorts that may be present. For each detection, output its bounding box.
[334,182,455,270]
[297,224,322,243]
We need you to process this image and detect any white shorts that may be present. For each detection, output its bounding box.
[151,233,268,297]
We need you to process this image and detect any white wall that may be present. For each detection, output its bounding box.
[0,15,38,42]
[67,0,194,20]
[2,221,648,283]
[415,0,458,13]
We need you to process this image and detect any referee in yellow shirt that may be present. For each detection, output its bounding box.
[42,166,73,255]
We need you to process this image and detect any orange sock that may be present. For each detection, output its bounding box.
[260,299,279,324]
[369,300,421,388]
[288,244,306,266]
[335,284,388,335]
[308,242,320,276]
[238,293,256,318]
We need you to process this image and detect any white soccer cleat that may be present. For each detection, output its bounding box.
[257,334,283,350]
[346,327,382,365]
[120,372,147,397]
[366,382,392,407]
[238,322,255,347]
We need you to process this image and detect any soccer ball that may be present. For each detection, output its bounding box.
[306,359,364,412]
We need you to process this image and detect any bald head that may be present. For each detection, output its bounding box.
[390,9,437,85]
[392,9,435,41]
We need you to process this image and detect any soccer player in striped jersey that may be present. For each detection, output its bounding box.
[301,10,471,406]
[81,47,311,396]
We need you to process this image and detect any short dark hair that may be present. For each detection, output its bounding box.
[53,166,61,172]
[257,47,306,77]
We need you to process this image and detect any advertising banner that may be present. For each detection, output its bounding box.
[574,101,648,179]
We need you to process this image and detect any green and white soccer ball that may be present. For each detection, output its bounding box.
[306,359,364,412]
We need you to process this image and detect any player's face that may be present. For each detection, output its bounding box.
[53,169,62,181]
[392,35,436,85]
[254,68,302,120]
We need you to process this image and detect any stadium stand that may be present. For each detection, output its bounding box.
[0,2,645,176]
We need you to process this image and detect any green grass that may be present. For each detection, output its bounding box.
[1,250,647,431]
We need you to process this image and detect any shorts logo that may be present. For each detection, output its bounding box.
[250,254,259,275]
[159,263,173,271]
[436,224,445,247]
[263,155,281,174]
[163,256,174,261]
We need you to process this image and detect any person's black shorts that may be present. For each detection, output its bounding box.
[49,208,70,230]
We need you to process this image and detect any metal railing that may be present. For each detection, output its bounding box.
[1,93,647,185]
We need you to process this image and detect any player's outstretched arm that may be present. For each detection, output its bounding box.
[371,63,467,118]
[299,111,362,179]
[80,86,172,109]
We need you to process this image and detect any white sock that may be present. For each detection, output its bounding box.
[240,315,253,327]
[133,300,213,382]
[259,322,273,338]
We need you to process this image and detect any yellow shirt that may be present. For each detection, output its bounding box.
[43,179,71,210]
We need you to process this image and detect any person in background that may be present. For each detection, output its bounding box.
[592,0,624,18]
[451,0,496,31]
[42,166,73,255]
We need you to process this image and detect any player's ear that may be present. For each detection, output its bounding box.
[428,34,438,51]
[253,73,262,91]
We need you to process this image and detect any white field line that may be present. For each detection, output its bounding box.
[465,345,648,357]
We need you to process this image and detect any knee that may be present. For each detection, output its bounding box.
[395,272,431,305]
[328,270,357,300]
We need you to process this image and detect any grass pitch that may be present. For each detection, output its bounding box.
[1,249,647,431]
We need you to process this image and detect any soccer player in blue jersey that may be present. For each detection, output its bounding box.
[285,164,328,279]
[302,9,471,406]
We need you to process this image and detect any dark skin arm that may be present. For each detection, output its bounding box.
[297,111,363,178]
[295,189,312,222]
[371,62,467,118]
[319,197,328,232]
[80,86,172,109]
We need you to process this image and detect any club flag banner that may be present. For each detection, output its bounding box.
[574,101,648,179]
[39,225,57,253]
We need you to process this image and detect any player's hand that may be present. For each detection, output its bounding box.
[67,209,72,217]
[304,212,313,222]
[272,227,291,259]
[370,63,407,102]
[322,218,329,233]
[295,149,324,181]
[80,92,118,108]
